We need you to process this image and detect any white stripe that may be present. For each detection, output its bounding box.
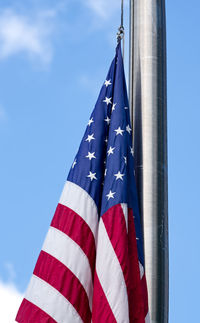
[59,181,98,241]
[96,219,129,323]
[139,264,149,323]
[145,312,151,323]
[25,275,83,323]
[120,203,128,232]
[42,226,93,309]
[139,261,144,279]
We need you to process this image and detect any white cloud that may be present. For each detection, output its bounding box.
[0,9,55,64]
[0,279,23,323]
[84,0,128,19]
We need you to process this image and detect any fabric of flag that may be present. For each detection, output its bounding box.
[16,42,149,323]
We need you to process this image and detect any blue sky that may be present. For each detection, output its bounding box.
[0,0,199,322]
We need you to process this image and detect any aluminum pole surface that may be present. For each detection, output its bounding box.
[129,1,168,322]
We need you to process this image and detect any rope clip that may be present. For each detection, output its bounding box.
[117,25,125,43]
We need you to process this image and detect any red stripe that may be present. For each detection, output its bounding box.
[51,203,96,277]
[102,204,134,321]
[102,204,146,322]
[102,204,129,280]
[141,274,149,317]
[33,250,91,323]
[16,298,56,323]
[128,208,146,322]
[92,271,117,323]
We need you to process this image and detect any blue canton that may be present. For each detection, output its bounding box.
[67,42,144,265]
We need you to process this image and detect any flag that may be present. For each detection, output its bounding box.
[16,42,149,323]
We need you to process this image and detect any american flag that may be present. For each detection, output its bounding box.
[16,42,149,323]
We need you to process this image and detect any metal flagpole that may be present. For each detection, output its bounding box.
[129,1,169,322]
[117,0,125,58]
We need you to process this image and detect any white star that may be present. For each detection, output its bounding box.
[114,126,124,136]
[86,152,96,160]
[87,171,97,181]
[114,171,125,180]
[130,147,134,156]
[126,125,132,134]
[124,106,128,110]
[88,117,94,126]
[103,97,112,105]
[124,156,127,164]
[72,159,77,169]
[85,133,95,142]
[104,116,110,125]
[107,146,115,156]
[104,79,112,87]
[112,103,117,111]
[106,190,116,200]
[105,137,108,143]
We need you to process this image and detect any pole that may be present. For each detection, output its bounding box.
[129,1,169,322]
